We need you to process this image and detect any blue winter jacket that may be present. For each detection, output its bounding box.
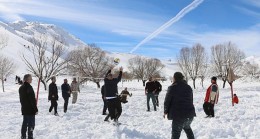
[61,83,71,99]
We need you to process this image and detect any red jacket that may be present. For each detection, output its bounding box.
[233,96,239,104]
[204,83,219,104]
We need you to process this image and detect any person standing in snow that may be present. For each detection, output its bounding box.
[203,76,219,118]
[145,77,157,111]
[61,79,71,113]
[71,78,80,104]
[104,66,123,124]
[101,85,108,115]
[154,79,162,106]
[48,76,59,116]
[164,72,196,139]
[19,74,38,139]
[120,87,132,104]
[233,94,239,104]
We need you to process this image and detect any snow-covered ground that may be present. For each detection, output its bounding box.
[0,77,259,139]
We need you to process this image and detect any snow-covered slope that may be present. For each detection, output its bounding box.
[7,21,86,48]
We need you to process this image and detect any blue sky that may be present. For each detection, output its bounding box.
[0,0,260,59]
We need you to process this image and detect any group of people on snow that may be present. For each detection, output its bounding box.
[18,75,80,139]
[19,68,239,139]
[48,76,80,116]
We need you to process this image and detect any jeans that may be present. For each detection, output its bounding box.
[21,115,35,139]
[107,98,122,121]
[63,97,69,113]
[155,95,159,106]
[147,93,156,111]
[49,100,58,114]
[172,117,194,139]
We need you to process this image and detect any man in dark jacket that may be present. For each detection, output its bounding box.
[19,74,38,139]
[154,79,162,106]
[145,77,157,111]
[61,79,71,113]
[48,76,59,116]
[104,66,123,124]
[164,72,196,139]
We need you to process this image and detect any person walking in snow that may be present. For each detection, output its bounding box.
[203,76,219,118]
[101,85,108,115]
[61,79,71,113]
[48,76,59,116]
[104,66,123,124]
[120,87,132,104]
[145,77,157,111]
[154,79,162,106]
[164,72,196,139]
[19,74,38,139]
[71,78,80,104]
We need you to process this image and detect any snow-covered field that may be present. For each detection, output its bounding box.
[0,78,259,139]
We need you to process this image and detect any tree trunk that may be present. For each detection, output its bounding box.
[192,79,196,89]
[142,80,146,87]
[2,79,4,92]
[223,79,227,88]
[95,82,100,88]
[41,80,47,90]
[201,78,204,88]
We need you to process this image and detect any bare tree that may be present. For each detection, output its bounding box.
[22,35,67,90]
[242,62,260,79]
[67,44,113,88]
[211,42,245,88]
[145,58,165,78]
[0,33,9,49]
[198,62,208,88]
[0,56,15,92]
[177,44,207,89]
[128,56,164,86]
[177,47,190,82]
[128,56,146,86]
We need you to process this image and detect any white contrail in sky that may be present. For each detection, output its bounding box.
[130,0,204,53]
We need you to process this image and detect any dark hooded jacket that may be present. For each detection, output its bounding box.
[48,82,58,100]
[164,80,196,120]
[19,82,38,115]
[104,70,122,97]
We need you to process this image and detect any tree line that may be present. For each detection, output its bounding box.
[177,42,247,89]
[0,32,259,92]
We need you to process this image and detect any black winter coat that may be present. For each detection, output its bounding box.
[164,81,196,120]
[61,83,70,99]
[104,70,122,97]
[101,85,105,97]
[19,82,38,115]
[145,81,156,93]
[48,82,58,100]
[154,81,162,92]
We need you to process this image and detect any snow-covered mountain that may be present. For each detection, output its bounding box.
[0,21,179,78]
[6,21,86,48]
